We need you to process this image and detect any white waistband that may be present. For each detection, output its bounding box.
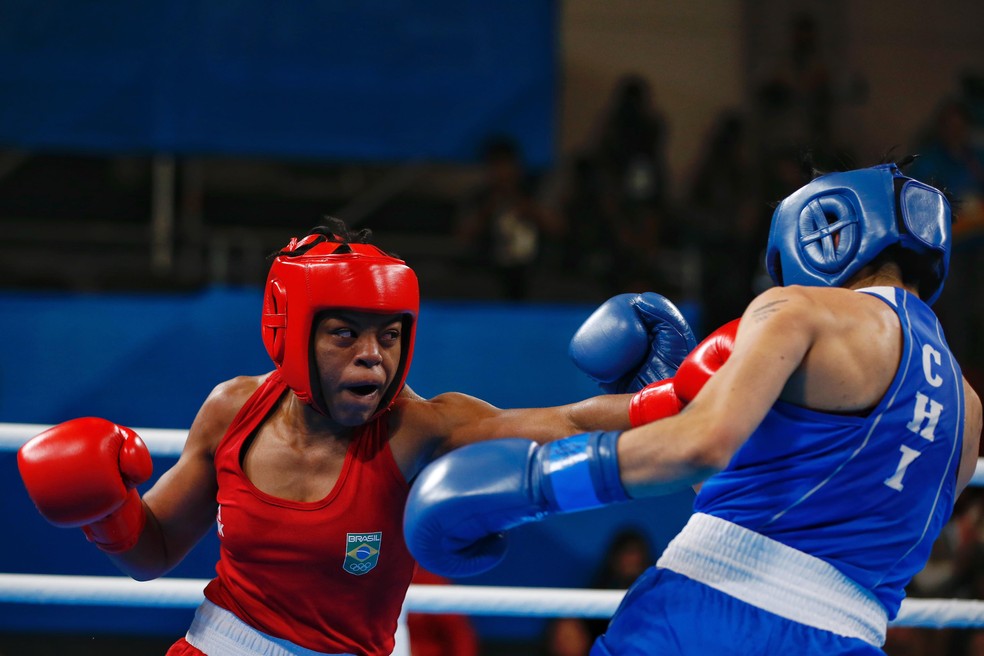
[657,513,887,646]
[185,599,353,656]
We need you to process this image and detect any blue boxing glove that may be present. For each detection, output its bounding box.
[403,432,626,578]
[569,292,697,393]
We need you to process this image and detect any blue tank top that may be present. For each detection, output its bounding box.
[693,287,965,618]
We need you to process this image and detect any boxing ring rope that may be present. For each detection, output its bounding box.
[0,422,189,458]
[0,574,982,628]
[3,422,984,631]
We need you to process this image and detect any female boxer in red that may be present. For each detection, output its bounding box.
[17,218,712,656]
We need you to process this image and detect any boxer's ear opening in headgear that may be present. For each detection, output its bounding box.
[263,279,289,364]
[261,219,419,419]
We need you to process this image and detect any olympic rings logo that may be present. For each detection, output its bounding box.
[345,561,376,573]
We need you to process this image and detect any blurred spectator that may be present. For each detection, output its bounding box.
[686,111,761,330]
[961,74,984,130]
[586,529,654,642]
[885,488,984,655]
[557,153,621,293]
[745,147,816,297]
[590,528,654,592]
[406,568,480,656]
[755,12,833,157]
[456,136,565,300]
[541,617,593,656]
[590,74,672,293]
[909,99,984,202]
[969,629,984,656]
[538,528,654,656]
[909,98,984,385]
[883,626,937,656]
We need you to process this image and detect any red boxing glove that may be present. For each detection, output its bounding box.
[18,417,153,553]
[629,319,740,427]
[673,318,740,403]
[629,380,684,427]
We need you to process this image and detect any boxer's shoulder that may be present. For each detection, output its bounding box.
[189,374,272,454]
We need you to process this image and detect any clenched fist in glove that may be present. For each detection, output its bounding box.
[569,292,697,394]
[18,417,153,553]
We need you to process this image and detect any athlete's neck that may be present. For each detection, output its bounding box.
[846,263,918,297]
[284,394,357,446]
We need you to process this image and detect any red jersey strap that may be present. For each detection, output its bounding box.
[214,371,286,464]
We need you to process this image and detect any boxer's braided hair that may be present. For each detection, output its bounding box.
[269,217,387,260]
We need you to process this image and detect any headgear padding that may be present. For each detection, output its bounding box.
[765,163,951,304]
[262,232,419,418]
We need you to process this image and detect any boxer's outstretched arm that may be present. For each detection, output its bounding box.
[392,391,633,480]
[111,378,253,580]
[17,407,219,581]
[439,317,737,446]
[402,320,742,576]
[392,317,739,482]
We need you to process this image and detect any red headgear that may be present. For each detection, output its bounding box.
[261,231,419,419]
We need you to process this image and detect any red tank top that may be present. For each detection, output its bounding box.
[204,371,416,655]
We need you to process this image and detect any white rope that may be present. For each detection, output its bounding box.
[405,584,626,617]
[0,573,204,607]
[0,574,982,628]
[2,423,984,487]
[0,422,187,457]
[896,598,984,628]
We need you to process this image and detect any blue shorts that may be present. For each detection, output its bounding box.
[591,568,885,656]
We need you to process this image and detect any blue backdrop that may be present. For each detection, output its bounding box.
[0,288,697,642]
[0,0,557,167]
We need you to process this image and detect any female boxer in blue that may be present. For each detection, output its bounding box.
[404,162,983,655]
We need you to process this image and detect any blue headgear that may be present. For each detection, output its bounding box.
[765,163,952,304]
